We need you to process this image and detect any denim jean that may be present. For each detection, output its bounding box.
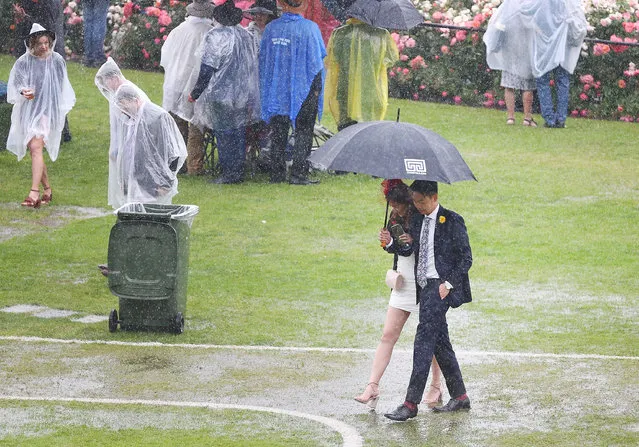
[535,66,571,125]
[83,0,109,63]
[216,127,246,182]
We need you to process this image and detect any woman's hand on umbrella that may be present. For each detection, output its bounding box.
[379,229,391,245]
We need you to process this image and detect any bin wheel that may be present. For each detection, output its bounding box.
[173,312,184,334]
[108,309,119,333]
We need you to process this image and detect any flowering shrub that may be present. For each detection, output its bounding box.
[389,0,639,122]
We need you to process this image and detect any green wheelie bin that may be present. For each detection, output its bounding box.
[107,203,198,334]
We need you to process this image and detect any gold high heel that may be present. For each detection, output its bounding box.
[354,382,379,410]
[423,383,443,408]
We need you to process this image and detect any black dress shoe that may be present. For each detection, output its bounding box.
[289,175,319,185]
[433,397,471,413]
[543,122,556,128]
[384,404,418,421]
[555,121,566,128]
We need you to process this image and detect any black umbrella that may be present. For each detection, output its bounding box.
[346,0,423,30]
[319,0,357,22]
[309,120,477,183]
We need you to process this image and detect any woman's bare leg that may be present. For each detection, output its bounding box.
[356,306,411,401]
[523,90,534,120]
[424,355,444,406]
[505,87,516,122]
[28,137,45,201]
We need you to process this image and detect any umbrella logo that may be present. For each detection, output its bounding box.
[404,159,427,175]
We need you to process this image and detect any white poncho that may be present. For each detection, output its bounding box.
[192,25,260,131]
[6,29,75,161]
[160,16,213,122]
[112,84,187,207]
[485,0,587,78]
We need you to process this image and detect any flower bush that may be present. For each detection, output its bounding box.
[389,0,639,122]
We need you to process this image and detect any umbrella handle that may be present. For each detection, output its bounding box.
[396,108,401,122]
[381,200,390,248]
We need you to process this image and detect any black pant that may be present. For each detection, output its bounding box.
[269,72,322,181]
[405,280,467,404]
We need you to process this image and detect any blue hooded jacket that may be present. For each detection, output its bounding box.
[259,12,326,126]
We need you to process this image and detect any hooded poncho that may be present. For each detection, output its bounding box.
[325,19,398,124]
[160,16,214,122]
[191,25,261,131]
[111,84,187,207]
[95,58,151,208]
[487,0,586,78]
[6,24,75,162]
[259,12,326,125]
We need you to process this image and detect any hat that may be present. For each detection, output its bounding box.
[213,0,243,26]
[27,23,56,43]
[245,0,278,16]
[186,0,215,18]
[409,180,438,195]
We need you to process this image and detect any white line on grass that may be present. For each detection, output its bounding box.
[0,395,363,447]
[0,335,637,361]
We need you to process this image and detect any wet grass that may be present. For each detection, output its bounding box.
[0,53,638,445]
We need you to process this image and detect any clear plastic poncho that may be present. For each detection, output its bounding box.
[191,25,260,131]
[6,26,75,162]
[519,0,587,77]
[483,0,535,81]
[95,58,149,208]
[160,16,213,122]
[112,83,187,207]
[325,19,399,124]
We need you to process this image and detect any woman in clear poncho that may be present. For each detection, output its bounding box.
[483,0,537,127]
[112,83,187,206]
[189,0,260,184]
[325,18,399,130]
[7,23,75,208]
[95,58,149,209]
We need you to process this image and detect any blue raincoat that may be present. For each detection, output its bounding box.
[259,12,326,126]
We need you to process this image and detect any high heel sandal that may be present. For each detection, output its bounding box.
[41,184,52,205]
[21,189,41,209]
[423,383,443,408]
[354,382,379,410]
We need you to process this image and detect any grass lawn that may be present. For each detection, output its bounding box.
[0,54,637,446]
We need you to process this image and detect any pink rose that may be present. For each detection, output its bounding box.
[402,68,409,75]
[441,45,449,54]
[580,109,589,117]
[484,92,494,100]
[432,11,443,22]
[145,22,151,29]
[163,34,168,41]
[579,93,588,101]
[413,93,419,100]
[623,22,636,33]
[419,84,425,90]
[497,99,505,107]
[389,70,396,77]
[455,30,467,42]
[158,12,172,26]
[400,54,409,61]
[579,74,594,84]
[583,84,590,91]
[405,38,416,48]
[571,110,579,117]
[453,96,462,104]
[159,27,166,33]
[442,91,448,98]
[618,79,627,88]
[154,38,161,44]
[142,48,150,59]
[483,100,494,108]
[618,105,624,112]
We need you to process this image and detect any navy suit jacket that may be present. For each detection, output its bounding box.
[395,205,473,308]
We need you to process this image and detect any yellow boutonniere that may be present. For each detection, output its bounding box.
[439,215,446,224]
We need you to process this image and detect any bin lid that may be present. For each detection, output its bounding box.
[115,203,199,227]
[108,220,178,299]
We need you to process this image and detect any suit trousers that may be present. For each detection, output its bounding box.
[405,280,466,404]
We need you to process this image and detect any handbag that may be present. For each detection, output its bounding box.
[385,269,404,290]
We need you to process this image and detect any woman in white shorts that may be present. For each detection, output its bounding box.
[354,180,444,410]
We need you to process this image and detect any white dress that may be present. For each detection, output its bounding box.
[388,253,418,314]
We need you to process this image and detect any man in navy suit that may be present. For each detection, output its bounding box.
[385,180,472,421]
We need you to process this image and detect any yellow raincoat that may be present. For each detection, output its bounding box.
[325,19,399,127]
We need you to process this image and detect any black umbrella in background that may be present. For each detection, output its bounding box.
[346,0,424,30]
[319,0,357,21]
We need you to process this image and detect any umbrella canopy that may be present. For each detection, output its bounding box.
[309,121,477,183]
[346,0,423,30]
[319,0,357,22]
